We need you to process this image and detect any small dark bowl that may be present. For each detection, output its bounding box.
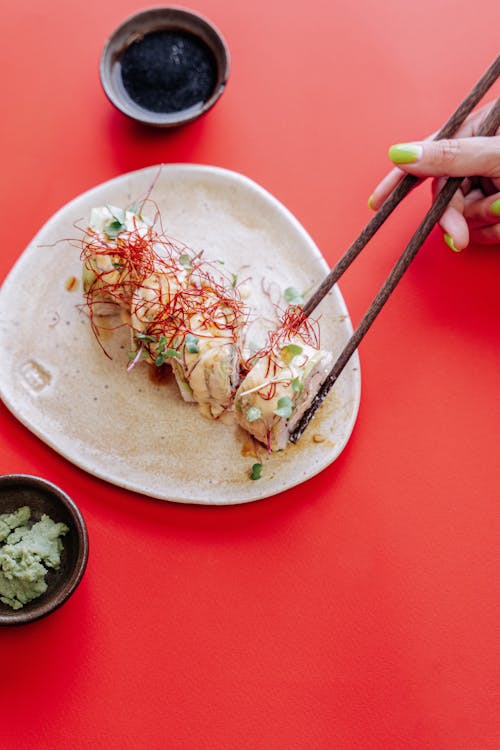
[100,6,230,127]
[0,475,88,625]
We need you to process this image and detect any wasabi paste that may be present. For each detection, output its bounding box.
[0,506,68,610]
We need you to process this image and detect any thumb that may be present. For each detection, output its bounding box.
[388,136,500,179]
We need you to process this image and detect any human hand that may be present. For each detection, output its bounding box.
[368,100,500,251]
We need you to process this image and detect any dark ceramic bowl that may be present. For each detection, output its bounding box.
[100,6,230,127]
[0,475,88,625]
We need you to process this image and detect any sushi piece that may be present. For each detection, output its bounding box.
[234,308,333,451]
[81,204,187,316]
[129,261,190,364]
[81,205,155,314]
[129,261,247,418]
[170,309,242,418]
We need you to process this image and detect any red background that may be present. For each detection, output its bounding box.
[1,2,500,748]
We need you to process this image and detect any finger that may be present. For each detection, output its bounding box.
[368,167,404,210]
[463,188,485,205]
[439,206,470,251]
[369,100,499,209]
[469,223,500,245]
[430,180,469,250]
[387,135,500,179]
[459,177,473,196]
[463,191,500,227]
[431,176,448,200]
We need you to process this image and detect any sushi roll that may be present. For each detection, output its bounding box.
[171,310,242,418]
[234,308,333,451]
[129,261,190,366]
[129,262,247,418]
[81,205,155,314]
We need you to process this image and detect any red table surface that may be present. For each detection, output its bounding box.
[1,2,499,749]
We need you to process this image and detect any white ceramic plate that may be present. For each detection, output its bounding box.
[0,165,360,504]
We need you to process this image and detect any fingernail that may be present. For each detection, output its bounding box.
[368,195,376,211]
[444,233,461,253]
[388,143,423,164]
[491,198,500,216]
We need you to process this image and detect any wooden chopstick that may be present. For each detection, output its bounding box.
[289,95,500,444]
[301,55,500,319]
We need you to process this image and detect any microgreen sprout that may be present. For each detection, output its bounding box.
[291,377,304,394]
[280,343,303,364]
[127,344,144,372]
[246,406,262,422]
[153,335,178,366]
[104,220,126,239]
[135,333,157,343]
[273,396,294,419]
[185,333,200,354]
[250,463,263,480]
[103,208,126,239]
[156,349,180,366]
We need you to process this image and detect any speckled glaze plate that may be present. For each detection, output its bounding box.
[0,165,360,504]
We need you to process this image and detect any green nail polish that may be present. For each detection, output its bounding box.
[491,198,500,216]
[444,233,460,252]
[388,143,423,164]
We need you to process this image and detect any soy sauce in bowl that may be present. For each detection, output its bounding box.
[101,8,230,128]
[120,29,218,115]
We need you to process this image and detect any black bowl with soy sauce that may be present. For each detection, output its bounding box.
[100,7,230,127]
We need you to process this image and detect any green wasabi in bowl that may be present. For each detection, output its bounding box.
[0,506,68,610]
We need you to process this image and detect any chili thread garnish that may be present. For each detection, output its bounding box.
[240,306,320,400]
[78,203,248,362]
[77,201,325,433]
